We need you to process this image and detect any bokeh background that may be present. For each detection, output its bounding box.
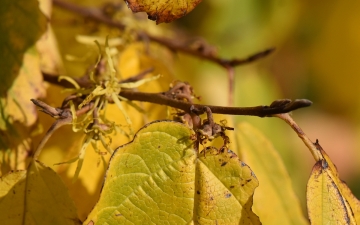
[171,0,360,212]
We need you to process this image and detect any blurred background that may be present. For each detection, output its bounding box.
[171,0,360,212]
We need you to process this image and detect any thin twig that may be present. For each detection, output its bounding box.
[120,67,154,83]
[148,34,275,68]
[53,0,124,29]
[52,0,274,69]
[43,71,91,88]
[274,113,323,161]
[226,66,235,106]
[33,117,72,160]
[31,99,94,160]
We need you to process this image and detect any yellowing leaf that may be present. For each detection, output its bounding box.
[196,147,260,224]
[125,0,202,24]
[0,47,46,129]
[117,42,175,123]
[37,0,65,74]
[307,142,360,224]
[0,46,46,174]
[37,124,110,222]
[0,0,47,95]
[0,160,80,225]
[84,121,260,224]
[236,122,308,225]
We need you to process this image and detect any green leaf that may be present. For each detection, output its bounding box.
[0,0,47,95]
[125,0,202,24]
[0,160,80,225]
[236,122,308,225]
[84,121,260,224]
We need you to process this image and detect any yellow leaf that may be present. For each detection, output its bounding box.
[125,0,202,24]
[118,42,175,123]
[307,142,360,224]
[36,0,65,75]
[236,122,308,225]
[0,46,46,174]
[196,147,260,224]
[1,47,46,129]
[0,0,47,95]
[35,121,113,221]
[84,121,260,224]
[0,160,80,225]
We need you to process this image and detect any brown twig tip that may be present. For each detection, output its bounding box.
[283,99,313,111]
[226,48,276,67]
[269,99,312,114]
[31,99,62,117]
[31,98,72,119]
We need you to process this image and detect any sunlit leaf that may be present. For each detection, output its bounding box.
[196,147,260,224]
[37,0,65,75]
[125,0,202,24]
[236,122,308,225]
[307,142,360,224]
[84,121,260,224]
[0,47,46,129]
[0,160,80,225]
[0,0,47,95]
[0,46,46,174]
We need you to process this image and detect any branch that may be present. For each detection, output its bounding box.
[31,99,94,160]
[52,0,274,69]
[274,113,323,161]
[120,90,312,117]
[147,35,275,68]
[42,72,312,117]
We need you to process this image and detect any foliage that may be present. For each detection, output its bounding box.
[85,121,260,224]
[306,142,360,224]
[0,0,359,225]
[0,160,79,225]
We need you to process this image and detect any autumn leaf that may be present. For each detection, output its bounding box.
[196,147,260,224]
[307,141,360,224]
[0,46,46,175]
[84,121,260,224]
[0,0,47,95]
[236,122,308,225]
[125,0,202,24]
[0,160,80,225]
[1,47,46,129]
[0,0,47,174]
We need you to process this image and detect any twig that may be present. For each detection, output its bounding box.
[43,71,91,89]
[274,113,323,161]
[52,0,124,29]
[43,67,154,89]
[42,71,312,117]
[52,0,274,69]
[120,90,312,117]
[147,34,275,68]
[31,99,94,160]
[120,67,154,83]
[226,66,235,106]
